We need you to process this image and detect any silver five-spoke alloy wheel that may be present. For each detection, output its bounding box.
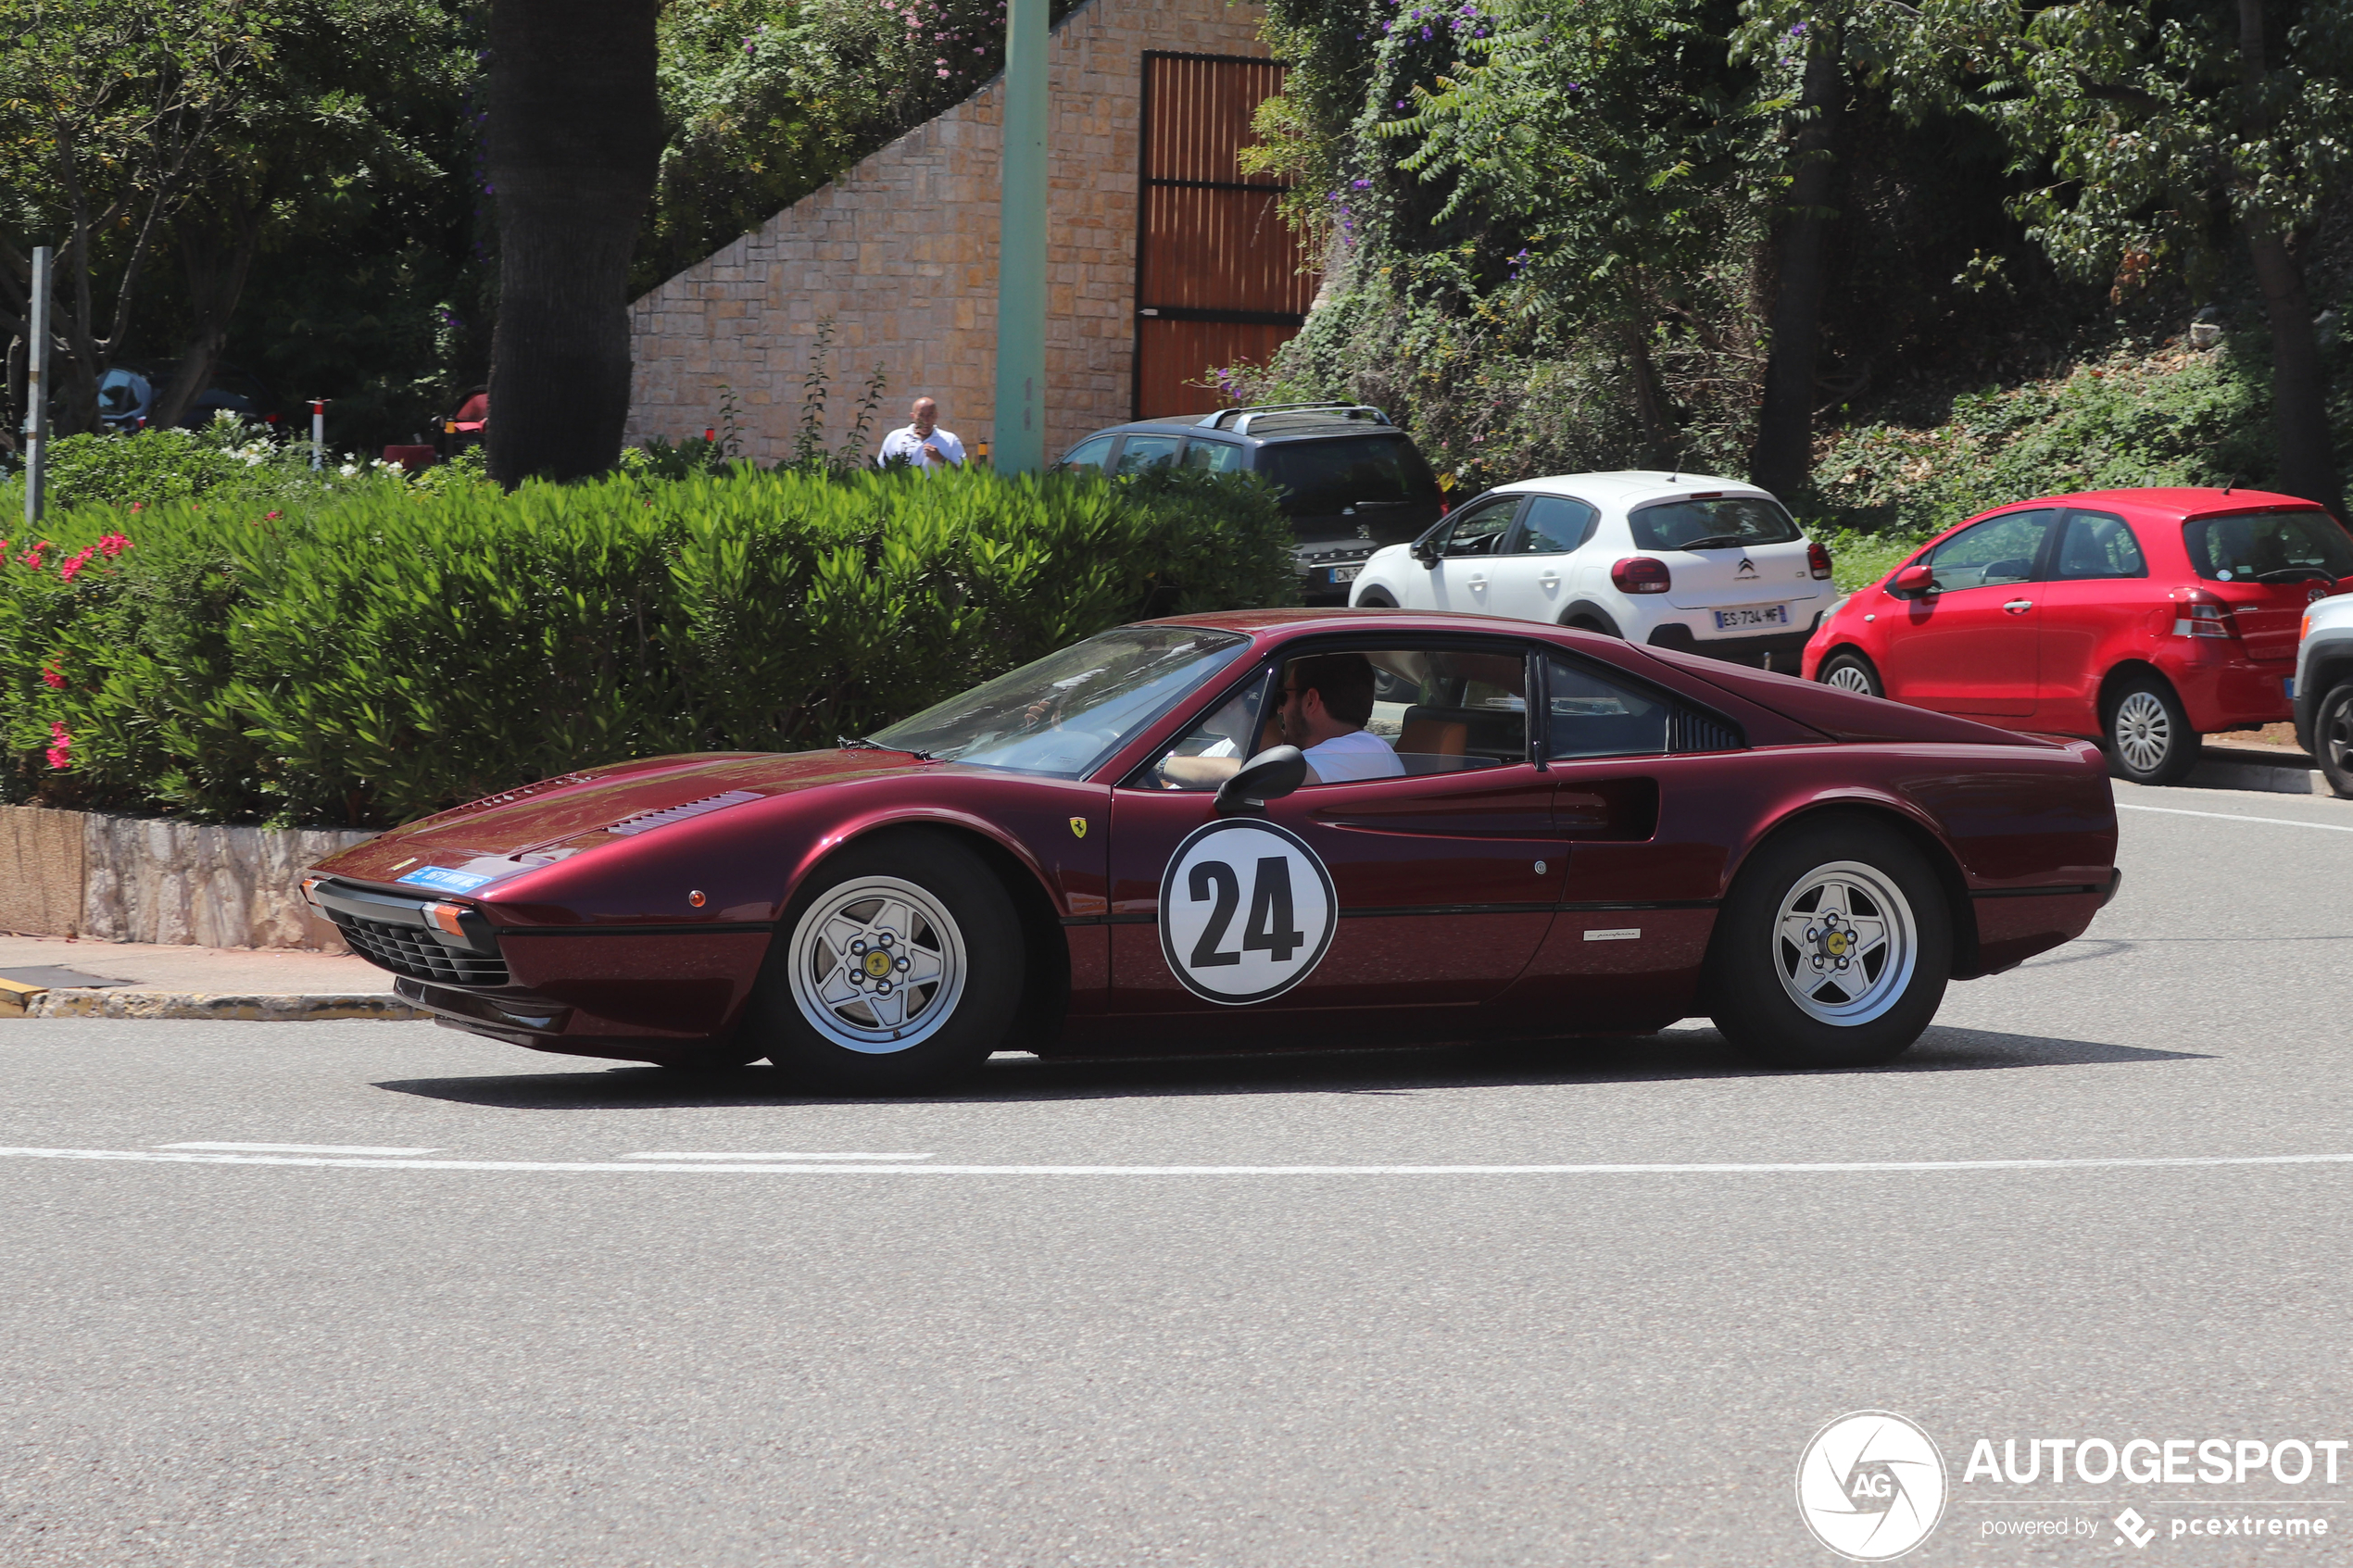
[2112,688,2172,776]
[1822,662,1875,695]
[786,875,967,1053]
[1772,859,1919,1026]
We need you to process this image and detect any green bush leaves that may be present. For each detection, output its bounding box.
[1,466,1294,826]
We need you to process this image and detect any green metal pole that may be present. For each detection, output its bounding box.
[992,0,1049,473]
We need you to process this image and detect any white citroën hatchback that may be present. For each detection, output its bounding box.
[1347,470,1836,671]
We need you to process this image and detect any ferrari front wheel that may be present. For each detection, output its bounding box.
[748,831,1025,1092]
[1706,815,1951,1069]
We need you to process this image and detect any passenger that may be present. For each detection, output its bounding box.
[1164,651,1403,786]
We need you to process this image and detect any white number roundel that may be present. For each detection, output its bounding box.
[1158,820,1338,1005]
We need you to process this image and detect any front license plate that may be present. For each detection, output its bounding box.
[1328,564,1363,584]
[1713,603,1791,631]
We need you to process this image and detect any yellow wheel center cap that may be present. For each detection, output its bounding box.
[1826,932,1848,957]
[862,949,895,979]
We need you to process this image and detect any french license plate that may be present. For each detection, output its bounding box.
[2285,676,2297,700]
[1713,603,1790,631]
[1328,564,1363,584]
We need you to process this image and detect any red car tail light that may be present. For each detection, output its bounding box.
[1806,541,1833,580]
[1612,556,1672,594]
[2172,590,2240,639]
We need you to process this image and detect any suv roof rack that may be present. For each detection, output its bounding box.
[1196,401,1393,436]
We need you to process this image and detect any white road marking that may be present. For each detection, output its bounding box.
[13,1148,2353,1175]
[2119,802,2353,833]
[158,1141,443,1156]
[622,1151,936,1160]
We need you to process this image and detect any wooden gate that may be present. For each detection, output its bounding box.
[1133,53,1317,420]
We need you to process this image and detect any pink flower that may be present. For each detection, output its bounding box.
[58,546,95,583]
[45,722,70,771]
[97,533,131,558]
[41,663,65,690]
[129,502,144,513]
[264,511,281,521]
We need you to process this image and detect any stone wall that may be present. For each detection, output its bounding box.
[624,0,1268,465]
[0,806,372,950]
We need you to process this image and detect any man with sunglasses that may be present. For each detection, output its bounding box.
[1162,651,1403,786]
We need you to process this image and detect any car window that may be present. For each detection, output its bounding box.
[1436,497,1519,558]
[1256,435,1443,516]
[2052,511,2148,581]
[1628,495,1800,551]
[1116,434,1183,474]
[2184,510,2353,583]
[1061,435,1114,472]
[1924,508,2056,590]
[1182,438,1246,473]
[1545,654,1672,759]
[1142,644,1528,789]
[872,626,1251,779]
[1510,495,1599,554]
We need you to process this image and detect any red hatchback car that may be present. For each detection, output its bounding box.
[1802,488,2353,784]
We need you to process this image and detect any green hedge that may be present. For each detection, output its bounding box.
[0,465,1295,827]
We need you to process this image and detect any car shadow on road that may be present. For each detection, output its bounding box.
[373,1023,2205,1110]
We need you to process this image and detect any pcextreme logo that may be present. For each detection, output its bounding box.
[1797,1411,1948,1561]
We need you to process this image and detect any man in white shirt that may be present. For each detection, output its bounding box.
[877,397,966,471]
[1159,651,1403,787]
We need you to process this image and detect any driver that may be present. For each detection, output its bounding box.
[1163,652,1403,786]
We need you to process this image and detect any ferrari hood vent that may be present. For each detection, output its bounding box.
[606,789,764,837]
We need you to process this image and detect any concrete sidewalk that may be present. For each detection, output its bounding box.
[0,933,417,1022]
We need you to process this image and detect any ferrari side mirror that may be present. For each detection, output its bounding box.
[1214,746,1307,817]
[1893,562,1936,596]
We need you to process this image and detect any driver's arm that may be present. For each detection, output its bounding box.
[1158,753,1243,786]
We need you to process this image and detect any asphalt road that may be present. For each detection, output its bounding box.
[2,779,2348,1567]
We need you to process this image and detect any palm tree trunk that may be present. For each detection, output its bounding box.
[2237,0,2344,519]
[1746,22,1844,501]
[485,0,663,486]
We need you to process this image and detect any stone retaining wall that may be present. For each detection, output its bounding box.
[0,806,372,951]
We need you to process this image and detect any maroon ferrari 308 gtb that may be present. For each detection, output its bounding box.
[303,608,2120,1088]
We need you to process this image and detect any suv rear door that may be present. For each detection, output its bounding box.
[1256,433,1445,549]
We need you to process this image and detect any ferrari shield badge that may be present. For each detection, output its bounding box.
[1158,820,1338,1005]
[1069,817,1088,838]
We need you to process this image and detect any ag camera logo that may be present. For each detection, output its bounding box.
[1797,1411,1948,1561]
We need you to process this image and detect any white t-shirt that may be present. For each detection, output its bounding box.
[878,424,965,471]
[1302,728,1403,782]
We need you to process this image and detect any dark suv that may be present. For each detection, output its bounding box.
[1055,403,1448,604]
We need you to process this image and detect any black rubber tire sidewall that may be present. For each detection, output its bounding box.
[2318,682,2353,798]
[1818,651,1883,698]
[1706,814,1952,1069]
[2105,675,2198,785]
[748,830,1026,1093]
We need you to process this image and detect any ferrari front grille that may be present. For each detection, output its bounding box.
[333,913,510,986]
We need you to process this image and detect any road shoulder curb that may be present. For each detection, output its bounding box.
[5,988,423,1022]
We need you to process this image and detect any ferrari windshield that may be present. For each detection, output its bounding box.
[868,626,1252,777]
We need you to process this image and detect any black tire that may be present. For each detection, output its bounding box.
[2315,681,2353,798]
[744,830,1026,1093]
[1561,607,1624,637]
[2104,673,2198,785]
[1353,588,1396,608]
[1817,649,1883,698]
[1706,814,1953,1069]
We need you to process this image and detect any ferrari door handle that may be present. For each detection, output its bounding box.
[2004,598,2033,613]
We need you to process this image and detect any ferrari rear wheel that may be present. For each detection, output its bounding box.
[1817,650,1882,698]
[1706,814,1951,1069]
[749,831,1024,1092]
